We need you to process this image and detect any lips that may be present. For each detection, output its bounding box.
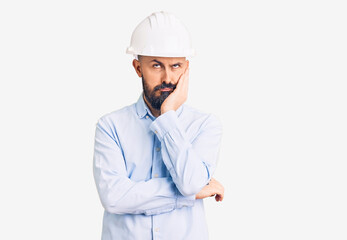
[160,88,173,92]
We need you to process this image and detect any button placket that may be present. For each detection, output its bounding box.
[152,214,161,239]
[151,135,162,179]
[151,136,162,238]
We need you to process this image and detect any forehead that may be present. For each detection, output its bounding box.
[140,56,186,64]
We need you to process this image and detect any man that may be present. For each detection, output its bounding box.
[93,11,224,240]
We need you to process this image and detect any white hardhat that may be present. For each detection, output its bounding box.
[126,11,195,58]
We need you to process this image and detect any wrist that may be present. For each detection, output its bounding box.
[160,106,173,115]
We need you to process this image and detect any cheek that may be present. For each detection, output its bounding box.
[143,70,161,86]
[173,70,184,82]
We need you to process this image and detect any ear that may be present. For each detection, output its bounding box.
[132,59,142,78]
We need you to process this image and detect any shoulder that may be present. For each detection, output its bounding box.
[96,103,136,129]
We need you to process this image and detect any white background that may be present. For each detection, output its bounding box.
[0,0,346,239]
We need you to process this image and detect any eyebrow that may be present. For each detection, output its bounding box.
[151,59,183,66]
[151,59,163,65]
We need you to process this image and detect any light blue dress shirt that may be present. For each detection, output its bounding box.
[93,93,223,240]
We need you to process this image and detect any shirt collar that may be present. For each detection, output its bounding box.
[135,92,184,119]
[135,93,149,118]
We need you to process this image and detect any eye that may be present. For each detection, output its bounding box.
[172,64,180,69]
[153,64,161,68]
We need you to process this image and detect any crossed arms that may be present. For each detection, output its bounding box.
[93,110,224,215]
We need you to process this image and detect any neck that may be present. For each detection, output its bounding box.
[143,95,161,118]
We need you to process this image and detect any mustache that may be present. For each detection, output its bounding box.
[153,83,177,91]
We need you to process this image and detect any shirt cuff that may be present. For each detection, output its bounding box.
[150,110,179,141]
[176,190,195,209]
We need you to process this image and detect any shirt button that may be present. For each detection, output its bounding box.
[156,147,160,152]
[154,130,158,134]
[146,115,149,119]
[155,228,159,232]
[154,174,158,178]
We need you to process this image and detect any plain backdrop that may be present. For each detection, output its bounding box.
[0,0,346,239]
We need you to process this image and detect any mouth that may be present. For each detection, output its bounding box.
[160,88,173,92]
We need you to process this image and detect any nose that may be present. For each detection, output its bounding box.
[162,69,174,85]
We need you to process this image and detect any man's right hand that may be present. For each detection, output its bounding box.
[195,178,224,202]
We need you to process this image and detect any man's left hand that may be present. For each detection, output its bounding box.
[160,67,189,115]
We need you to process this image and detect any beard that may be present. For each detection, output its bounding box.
[142,76,176,110]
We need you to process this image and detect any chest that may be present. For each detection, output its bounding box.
[117,119,169,181]
[116,113,202,181]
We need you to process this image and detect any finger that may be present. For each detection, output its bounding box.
[175,70,186,90]
[174,68,189,99]
[184,68,189,87]
[215,194,221,202]
[220,192,224,201]
[185,67,189,79]
[183,65,189,75]
[178,68,189,86]
[216,193,223,202]
[182,68,189,96]
[178,67,188,83]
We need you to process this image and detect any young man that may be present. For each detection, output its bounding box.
[93,11,224,240]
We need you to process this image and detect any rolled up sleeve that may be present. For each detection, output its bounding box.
[150,110,223,196]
